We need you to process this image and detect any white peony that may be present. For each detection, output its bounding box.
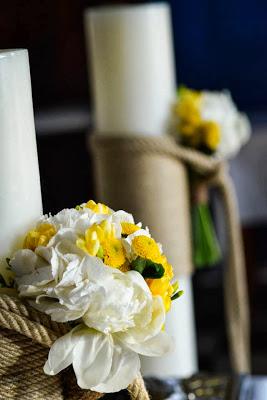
[200,91,251,159]
[44,322,171,392]
[10,207,173,392]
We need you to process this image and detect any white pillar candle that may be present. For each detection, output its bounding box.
[85,3,198,377]
[85,3,176,135]
[141,276,198,378]
[0,49,42,284]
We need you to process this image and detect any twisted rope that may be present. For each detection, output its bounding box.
[0,294,69,336]
[0,294,150,399]
[128,374,150,400]
[90,134,250,374]
[208,166,251,372]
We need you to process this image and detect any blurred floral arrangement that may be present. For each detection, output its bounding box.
[173,87,251,267]
[1,200,182,393]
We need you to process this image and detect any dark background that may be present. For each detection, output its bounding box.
[1,0,266,376]
[2,0,267,111]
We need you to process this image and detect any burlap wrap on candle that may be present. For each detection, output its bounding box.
[90,135,193,277]
[89,134,250,374]
[0,293,150,400]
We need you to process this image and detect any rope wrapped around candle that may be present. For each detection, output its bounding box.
[0,293,150,400]
[89,134,250,374]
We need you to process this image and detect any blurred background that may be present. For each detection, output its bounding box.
[1,0,266,375]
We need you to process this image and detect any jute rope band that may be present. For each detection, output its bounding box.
[0,293,150,400]
[89,134,250,374]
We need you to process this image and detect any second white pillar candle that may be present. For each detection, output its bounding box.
[85,3,176,135]
[85,3,198,378]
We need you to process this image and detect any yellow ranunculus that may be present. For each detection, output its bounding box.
[148,255,174,311]
[200,120,221,151]
[23,223,56,251]
[130,235,175,311]
[160,255,174,280]
[132,236,162,264]
[146,276,174,312]
[102,238,126,268]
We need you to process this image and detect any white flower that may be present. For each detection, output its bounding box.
[201,91,251,159]
[40,258,171,392]
[44,325,141,393]
[10,206,174,392]
[44,303,171,393]
[11,241,172,392]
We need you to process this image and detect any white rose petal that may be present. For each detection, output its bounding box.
[118,295,165,346]
[44,326,78,375]
[122,330,173,357]
[73,327,113,389]
[92,340,140,393]
[44,325,140,393]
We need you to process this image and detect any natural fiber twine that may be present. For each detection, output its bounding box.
[90,134,250,374]
[0,293,150,400]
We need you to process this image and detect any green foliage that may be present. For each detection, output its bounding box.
[131,257,165,279]
[192,203,221,268]
[171,290,184,301]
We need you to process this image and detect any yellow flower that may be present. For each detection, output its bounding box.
[76,224,104,257]
[85,200,111,215]
[131,235,175,311]
[148,254,174,311]
[146,276,174,312]
[175,88,202,135]
[160,255,174,280]
[121,222,140,236]
[178,121,197,137]
[23,223,56,251]
[200,120,221,151]
[77,220,126,269]
[132,236,162,263]
[102,238,126,268]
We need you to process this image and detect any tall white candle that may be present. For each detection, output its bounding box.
[0,49,42,284]
[85,3,176,135]
[85,3,198,377]
[141,276,198,378]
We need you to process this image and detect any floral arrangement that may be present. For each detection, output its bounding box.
[173,87,251,158]
[173,87,251,268]
[6,200,182,393]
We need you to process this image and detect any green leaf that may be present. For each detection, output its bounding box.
[172,281,179,293]
[171,290,184,301]
[131,257,165,279]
